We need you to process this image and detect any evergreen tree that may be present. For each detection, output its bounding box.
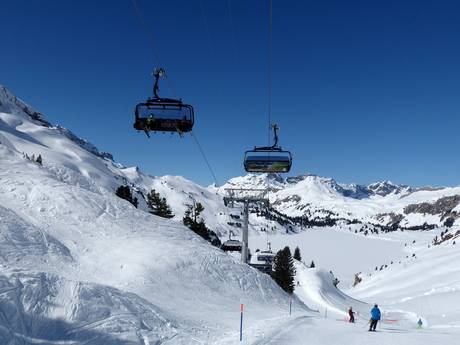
[116,185,131,201]
[36,154,42,165]
[115,185,138,208]
[183,201,221,247]
[293,246,302,261]
[147,189,161,214]
[183,201,204,225]
[146,189,174,218]
[310,260,315,268]
[159,197,174,218]
[272,246,296,293]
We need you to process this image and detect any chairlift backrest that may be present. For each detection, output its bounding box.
[133,99,194,133]
[244,149,292,173]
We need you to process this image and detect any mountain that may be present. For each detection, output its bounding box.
[220,173,460,232]
[3,83,459,238]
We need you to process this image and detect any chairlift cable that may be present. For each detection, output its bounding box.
[199,0,215,59]
[226,0,239,68]
[130,0,178,99]
[266,0,273,204]
[268,0,273,147]
[190,131,220,188]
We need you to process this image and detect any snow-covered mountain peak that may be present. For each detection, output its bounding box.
[286,173,317,184]
[367,180,410,196]
[0,84,50,126]
[0,85,114,162]
[224,172,286,190]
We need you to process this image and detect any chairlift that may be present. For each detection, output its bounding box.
[133,68,194,137]
[244,124,292,173]
[257,250,275,263]
[220,231,242,252]
[256,242,275,263]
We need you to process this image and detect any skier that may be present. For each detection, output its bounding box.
[417,318,423,329]
[368,304,381,331]
[348,307,355,323]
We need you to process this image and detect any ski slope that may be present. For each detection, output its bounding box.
[351,232,460,329]
[214,260,459,345]
[0,86,311,344]
[1,84,460,344]
[0,144,312,343]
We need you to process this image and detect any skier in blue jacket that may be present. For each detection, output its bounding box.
[369,304,381,331]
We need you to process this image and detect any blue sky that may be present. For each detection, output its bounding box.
[1,0,460,187]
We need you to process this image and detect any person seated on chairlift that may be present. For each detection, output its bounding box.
[145,114,155,128]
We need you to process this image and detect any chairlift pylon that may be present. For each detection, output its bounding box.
[133,68,194,137]
[244,124,292,173]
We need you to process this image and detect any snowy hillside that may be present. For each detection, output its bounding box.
[3,83,459,240]
[2,84,460,344]
[0,85,238,237]
[0,86,309,343]
[350,228,460,329]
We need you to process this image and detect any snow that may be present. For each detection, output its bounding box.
[1,84,460,344]
[221,173,460,229]
[0,144,310,343]
[350,232,460,329]
[249,227,405,286]
[0,87,311,343]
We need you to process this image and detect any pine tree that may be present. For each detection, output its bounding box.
[147,189,160,213]
[310,260,315,268]
[272,246,296,293]
[147,189,173,217]
[116,185,131,201]
[36,154,42,165]
[115,185,138,208]
[159,197,174,219]
[293,246,302,261]
[183,201,204,226]
[182,201,220,247]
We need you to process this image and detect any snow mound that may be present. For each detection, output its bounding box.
[294,263,420,329]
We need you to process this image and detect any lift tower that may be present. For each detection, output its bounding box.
[223,188,269,263]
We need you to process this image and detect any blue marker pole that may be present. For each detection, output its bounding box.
[240,303,244,341]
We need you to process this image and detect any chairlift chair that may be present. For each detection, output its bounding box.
[220,231,243,252]
[256,250,275,263]
[133,68,194,137]
[244,124,292,173]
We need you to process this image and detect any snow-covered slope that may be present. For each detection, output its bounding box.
[0,86,310,343]
[2,84,460,344]
[350,229,460,329]
[0,85,236,236]
[4,83,459,240]
[294,264,419,329]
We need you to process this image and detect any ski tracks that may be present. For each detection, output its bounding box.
[251,316,313,345]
